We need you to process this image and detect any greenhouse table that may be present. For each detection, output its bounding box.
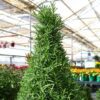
[77,81,100,86]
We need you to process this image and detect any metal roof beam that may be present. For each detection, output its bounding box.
[63,0,96,21]
[62,0,100,43]
[62,26,97,50]
[4,0,35,13]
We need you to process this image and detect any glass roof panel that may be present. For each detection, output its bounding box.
[78,29,98,42]
[0,0,99,56]
[0,36,29,45]
[85,36,98,41]
[63,0,89,12]
[78,6,96,18]
[55,1,73,20]
[31,0,45,5]
[0,20,13,29]
[65,16,85,31]
[93,41,100,48]
[89,21,100,29]
[90,0,100,14]
[82,17,96,25]
[78,29,94,37]
[92,28,100,32]
[95,32,100,37]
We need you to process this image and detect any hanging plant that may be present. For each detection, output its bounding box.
[5,42,9,48]
[0,41,15,48]
[0,41,4,48]
[3,43,7,48]
[0,42,1,48]
[11,42,15,47]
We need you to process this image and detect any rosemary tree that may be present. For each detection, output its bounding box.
[17,5,89,100]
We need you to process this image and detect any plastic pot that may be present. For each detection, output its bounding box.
[96,75,100,82]
[89,75,96,82]
[80,74,88,81]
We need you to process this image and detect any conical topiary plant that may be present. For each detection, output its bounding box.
[17,4,89,100]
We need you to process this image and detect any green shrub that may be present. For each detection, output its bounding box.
[95,64,100,68]
[82,86,92,100]
[17,4,91,100]
[96,89,100,100]
[0,67,22,100]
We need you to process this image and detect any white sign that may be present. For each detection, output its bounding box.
[85,61,95,68]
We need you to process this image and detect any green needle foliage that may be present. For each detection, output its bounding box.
[96,89,100,100]
[17,4,90,100]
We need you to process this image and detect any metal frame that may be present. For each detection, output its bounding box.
[0,0,99,62]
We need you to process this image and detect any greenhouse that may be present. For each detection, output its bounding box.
[0,0,100,100]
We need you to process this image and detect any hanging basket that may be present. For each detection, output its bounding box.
[11,42,15,47]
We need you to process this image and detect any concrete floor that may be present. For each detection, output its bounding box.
[91,93,96,100]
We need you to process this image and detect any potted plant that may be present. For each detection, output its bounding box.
[89,72,97,82]
[72,73,79,81]
[96,74,100,82]
[79,72,88,81]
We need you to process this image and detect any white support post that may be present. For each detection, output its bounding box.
[29,8,32,53]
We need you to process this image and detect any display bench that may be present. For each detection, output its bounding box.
[77,81,100,92]
[71,68,100,82]
[71,67,100,92]
[77,81,100,86]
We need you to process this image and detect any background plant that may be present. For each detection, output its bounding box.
[96,89,100,100]
[0,66,23,100]
[93,55,100,62]
[17,4,91,100]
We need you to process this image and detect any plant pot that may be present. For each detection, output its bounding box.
[72,73,79,81]
[80,74,88,81]
[89,75,96,82]
[96,75,100,82]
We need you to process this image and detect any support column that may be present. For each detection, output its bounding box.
[29,8,32,53]
[81,43,83,67]
[71,33,73,62]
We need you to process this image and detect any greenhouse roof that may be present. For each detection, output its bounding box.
[0,0,100,58]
